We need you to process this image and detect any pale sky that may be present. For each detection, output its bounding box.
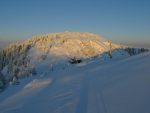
[0,0,150,48]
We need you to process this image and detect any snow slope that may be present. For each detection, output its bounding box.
[0,51,150,113]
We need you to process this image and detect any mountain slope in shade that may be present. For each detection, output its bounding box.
[0,51,150,113]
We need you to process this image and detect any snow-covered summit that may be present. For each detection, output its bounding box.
[0,32,122,76]
[0,32,148,92]
[24,32,121,58]
[0,32,120,87]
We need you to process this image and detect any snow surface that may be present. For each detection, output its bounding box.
[0,51,150,113]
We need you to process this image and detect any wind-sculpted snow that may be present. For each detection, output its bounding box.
[0,52,150,113]
[24,79,52,89]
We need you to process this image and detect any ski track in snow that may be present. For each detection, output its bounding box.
[0,52,150,113]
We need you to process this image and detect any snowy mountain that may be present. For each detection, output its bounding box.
[0,32,149,92]
[0,32,125,88]
[0,32,149,91]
